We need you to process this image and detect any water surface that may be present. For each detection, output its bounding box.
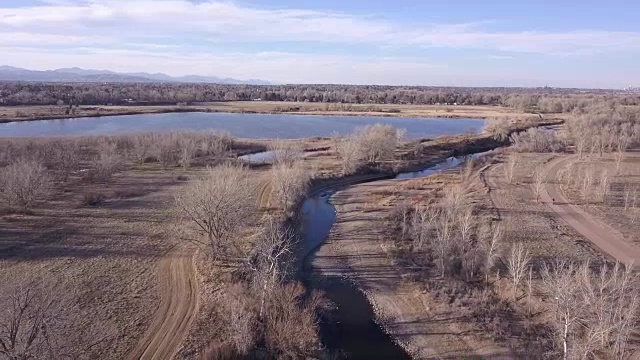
[0,112,484,139]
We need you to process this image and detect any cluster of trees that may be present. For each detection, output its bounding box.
[174,150,317,357]
[333,124,404,175]
[0,131,234,213]
[391,163,502,282]
[1,82,638,112]
[566,106,640,159]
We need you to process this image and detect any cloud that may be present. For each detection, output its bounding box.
[0,0,639,55]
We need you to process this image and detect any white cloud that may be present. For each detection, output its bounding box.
[0,1,638,87]
[0,0,639,55]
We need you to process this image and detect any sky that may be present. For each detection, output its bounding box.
[0,0,638,88]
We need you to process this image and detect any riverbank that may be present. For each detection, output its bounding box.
[0,101,551,123]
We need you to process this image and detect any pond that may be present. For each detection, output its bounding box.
[0,112,484,139]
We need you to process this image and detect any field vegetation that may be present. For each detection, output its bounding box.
[0,93,639,359]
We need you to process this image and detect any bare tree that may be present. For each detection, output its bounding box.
[269,140,303,166]
[541,260,581,360]
[263,283,321,357]
[507,242,531,301]
[270,160,312,215]
[177,136,197,169]
[90,141,122,182]
[433,207,453,277]
[0,160,52,213]
[0,286,54,360]
[249,219,296,320]
[333,136,362,176]
[223,288,256,356]
[174,164,255,258]
[130,133,154,164]
[598,171,610,204]
[50,140,80,182]
[483,222,503,283]
[533,168,545,203]
[353,123,401,165]
[581,166,594,201]
[504,154,518,184]
[410,203,437,249]
[154,133,179,168]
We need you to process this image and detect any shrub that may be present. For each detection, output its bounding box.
[82,192,106,206]
[0,160,52,212]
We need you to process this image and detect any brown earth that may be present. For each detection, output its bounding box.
[127,247,199,360]
[541,155,640,268]
[0,101,546,123]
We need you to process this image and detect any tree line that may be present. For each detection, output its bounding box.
[1,82,638,113]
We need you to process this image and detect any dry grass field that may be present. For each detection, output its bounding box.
[0,101,548,123]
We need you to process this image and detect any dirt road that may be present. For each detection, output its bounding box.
[127,248,199,360]
[542,156,640,269]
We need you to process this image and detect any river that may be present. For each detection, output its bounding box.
[299,150,494,359]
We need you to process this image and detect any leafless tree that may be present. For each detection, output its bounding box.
[198,131,231,164]
[178,136,197,169]
[223,288,256,356]
[353,123,401,165]
[270,160,312,215]
[154,133,179,168]
[541,260,582,360]
[333,134,364,176]
[483,222,503,282]
[410,203,437,249]
[433,207,453,277]
[263,282,321,357]
[249,219,296,320]
[504,154,518,184]
[581,166,594,201]
[268,140,303,166]
[130,133,154,164]
[598,171,610,204]
[90,141,122,182]
[174,164,255,258]
[0,160,52,213]
[50,140,80,182]
[484,118,510,141]
[0,286,54,360]
[533,168,545,203]
[541,260,639,359]
[507,242,531,301]
[613,151,625,174]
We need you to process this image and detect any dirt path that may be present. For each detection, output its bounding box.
[542,156,640,269]
[127,248,199,360]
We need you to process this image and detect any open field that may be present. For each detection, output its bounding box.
[0,101,552,123]
[0,107,638,359]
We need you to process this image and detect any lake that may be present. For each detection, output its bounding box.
[0,112,484,139]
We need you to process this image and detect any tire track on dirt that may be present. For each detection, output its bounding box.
[127,248,199,360]
[257,179,272,210]
[541,156,640,269]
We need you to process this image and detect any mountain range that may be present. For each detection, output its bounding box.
[0,66,272,85]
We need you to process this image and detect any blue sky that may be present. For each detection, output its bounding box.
[0,0,638,88]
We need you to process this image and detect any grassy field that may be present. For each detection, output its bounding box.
[0,101,549,123]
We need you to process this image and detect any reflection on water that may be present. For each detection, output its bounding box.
[0,112,484,139]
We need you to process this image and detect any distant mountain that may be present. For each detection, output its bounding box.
[0,66,272,85]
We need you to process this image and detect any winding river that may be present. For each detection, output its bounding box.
[298,151,494,359]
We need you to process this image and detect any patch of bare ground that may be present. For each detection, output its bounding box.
[0,166,188,359]
[557,152,640,247]
[485,153,600,264]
